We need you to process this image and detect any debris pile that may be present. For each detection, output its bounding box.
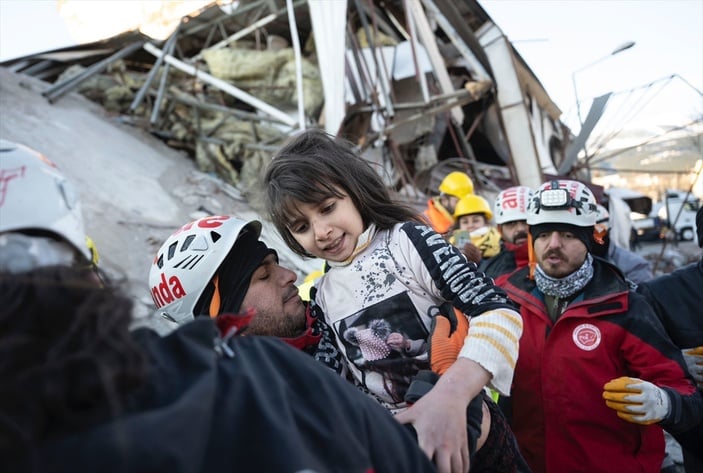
[4,0,570,213]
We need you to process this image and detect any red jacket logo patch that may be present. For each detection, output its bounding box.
[572,323,601,351]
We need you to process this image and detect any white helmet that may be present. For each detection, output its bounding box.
[149,215,261,324]
[494,186,533,224]
[0,139,93,263]
[527,180,598,227]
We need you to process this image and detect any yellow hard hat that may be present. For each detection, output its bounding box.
[438,171,474,199]
[454,194,493,220]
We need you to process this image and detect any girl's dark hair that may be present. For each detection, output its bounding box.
[265,129,423,257]
[0,265,145,465]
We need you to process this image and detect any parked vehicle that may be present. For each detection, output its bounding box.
[632,213,664,242]
[654,190,700,242]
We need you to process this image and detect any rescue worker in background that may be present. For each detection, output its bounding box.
[449,193,501,264]
[423,171,474,236]
[637,206,703,473]
[500,179,702,473]
[0,139,99,274]
[479,186,533,285]
[592,204,654,285]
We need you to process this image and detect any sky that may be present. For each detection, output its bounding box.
[478,0,703,131]
[1,0,701,131]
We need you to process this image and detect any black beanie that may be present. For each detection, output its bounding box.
[193,228,275,316]
[530,223,594,252]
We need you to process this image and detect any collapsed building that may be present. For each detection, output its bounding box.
[3,0,574,212]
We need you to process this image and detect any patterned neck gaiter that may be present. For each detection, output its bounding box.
[535,253,594,298]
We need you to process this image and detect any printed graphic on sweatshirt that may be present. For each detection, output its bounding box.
[334,292,430,404]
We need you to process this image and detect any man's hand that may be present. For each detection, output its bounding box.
[461,242,482,264]
[429,308,469,375]
[683,346,703,387]
[602,376,671,425]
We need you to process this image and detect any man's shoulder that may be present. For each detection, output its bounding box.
[479,249,514,272]
[638,258,703,294]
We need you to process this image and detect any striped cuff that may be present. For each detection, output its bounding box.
[459,308,522,395]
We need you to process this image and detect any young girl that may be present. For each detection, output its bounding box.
[449,194,502,263]
[265,129,525,472]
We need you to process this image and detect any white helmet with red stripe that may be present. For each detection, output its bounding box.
[527,180,598,227]
[148,215,261,324]
[494,186,533,224]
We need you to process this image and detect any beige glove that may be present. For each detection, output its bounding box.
[603,376,670,425]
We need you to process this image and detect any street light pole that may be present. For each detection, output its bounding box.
[572,41,636,128]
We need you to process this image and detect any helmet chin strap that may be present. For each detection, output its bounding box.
[209,274,221,318]
[528,233,536,280]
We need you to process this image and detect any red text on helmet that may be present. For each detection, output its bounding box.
[172,215,230,236]
[500,188,524,210]
[151,272,186,308]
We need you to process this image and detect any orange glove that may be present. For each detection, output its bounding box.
[462,242,482,264]
[428,307,470,375]
[603,376,670,425]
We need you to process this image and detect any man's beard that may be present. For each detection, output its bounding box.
[511,231,528,244]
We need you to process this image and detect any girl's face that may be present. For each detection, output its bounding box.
[458,214,487,232]
[287,189,365,262]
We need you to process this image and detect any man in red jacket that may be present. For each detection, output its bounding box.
[500,179,702,473]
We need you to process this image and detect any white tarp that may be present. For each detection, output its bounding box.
[308,0,348,135]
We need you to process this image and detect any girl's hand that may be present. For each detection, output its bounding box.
[386,332,408,351]
[395,387,469,473]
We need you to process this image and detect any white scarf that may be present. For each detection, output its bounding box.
[328,224,378,268]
